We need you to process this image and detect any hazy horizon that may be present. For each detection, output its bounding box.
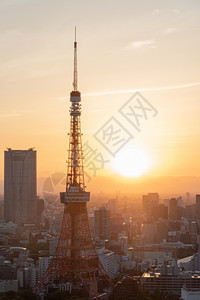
[0,175,200,197]
[1,0,200,193]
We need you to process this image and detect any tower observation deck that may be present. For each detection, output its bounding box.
[35,29,113,299]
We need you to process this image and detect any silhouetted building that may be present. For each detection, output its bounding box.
[152,204,168,220]
[156,221,168,243]
[169,198,184,220]
[180,231,197,246]
[36,197,44,225]
[142,193,159,214]
[186,192,191,203]
[110,215,125,238]
[185,204,196,220]
[94,207,110,240]
[4,148,37,226]
[141,223,157,244]
[190,221,198,235]
[0,201,4,219]
[0,265,16,280]
[196,194,200,219]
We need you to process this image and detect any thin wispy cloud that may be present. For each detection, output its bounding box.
[163,27,177,34]
[128,39,156,50]
[152,8,181,15]
[83,82,200,97]
[171,9,181,15]
[0,113,23,118]
[0,110,34,118]
[152,9,160,15]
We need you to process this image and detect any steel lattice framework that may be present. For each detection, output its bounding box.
[35,29,113,299]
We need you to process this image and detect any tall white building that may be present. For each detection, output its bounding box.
[24,266,38,289]
[97,247,119,279]
[38,257,52,280]
[4,149,37,226]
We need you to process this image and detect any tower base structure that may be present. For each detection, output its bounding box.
[35,193,113,299]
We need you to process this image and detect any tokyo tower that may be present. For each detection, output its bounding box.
[35,29,113,299]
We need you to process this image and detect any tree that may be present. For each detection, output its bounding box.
[18,290,40,300]
[44,291,85,300]
[0,290,40,300]
[135,290,181,300]
[136,290,153,300]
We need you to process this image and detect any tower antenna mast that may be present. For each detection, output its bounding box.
[73,26,78,91]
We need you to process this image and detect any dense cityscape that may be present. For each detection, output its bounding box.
[1,1,200,300]
[0,149,200,299]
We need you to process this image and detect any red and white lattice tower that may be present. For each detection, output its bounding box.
[35,29,113,299]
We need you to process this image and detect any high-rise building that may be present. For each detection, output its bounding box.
[0,201,4,219]
[119,236,128,254]
[141,223,158,244]
[152,204,168,220]
[38,257,52,280]
[142,193,159,213]
[196,194,200,218]
[4,148,37,226]
[169,198,178,220]
[94,207,110,240]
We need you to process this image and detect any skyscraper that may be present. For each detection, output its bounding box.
[196,194,200,218]
[169,198,178,220]
[4,148,37,225]
[142,193,159,214]
[94,207,110,240]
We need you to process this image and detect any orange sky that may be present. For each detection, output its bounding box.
[0,0,200,194]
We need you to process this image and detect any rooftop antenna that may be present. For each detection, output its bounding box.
[73,26,78,91]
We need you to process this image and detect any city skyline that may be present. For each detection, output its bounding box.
[1,2,200,299]
[0,0,200,194]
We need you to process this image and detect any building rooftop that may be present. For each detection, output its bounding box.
[177,255,193,266]
[142,271,200,279]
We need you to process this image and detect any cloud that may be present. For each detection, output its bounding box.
[0,110,34,118]
[163,27,177,34]
[83,82,200,97]
[128,39,156,50]
[152,8,181,15]
[152,9,160,15]
[0,113,23,118]
[171,9,181,15]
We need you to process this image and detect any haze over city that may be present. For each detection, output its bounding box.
[1,1,200,300]
[0,0,200,195]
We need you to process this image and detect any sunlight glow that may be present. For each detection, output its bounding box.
[113,146,151,177]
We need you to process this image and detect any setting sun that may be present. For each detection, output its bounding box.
[113,146,151,177]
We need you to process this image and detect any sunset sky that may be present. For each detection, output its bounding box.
[0,0,200,194]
